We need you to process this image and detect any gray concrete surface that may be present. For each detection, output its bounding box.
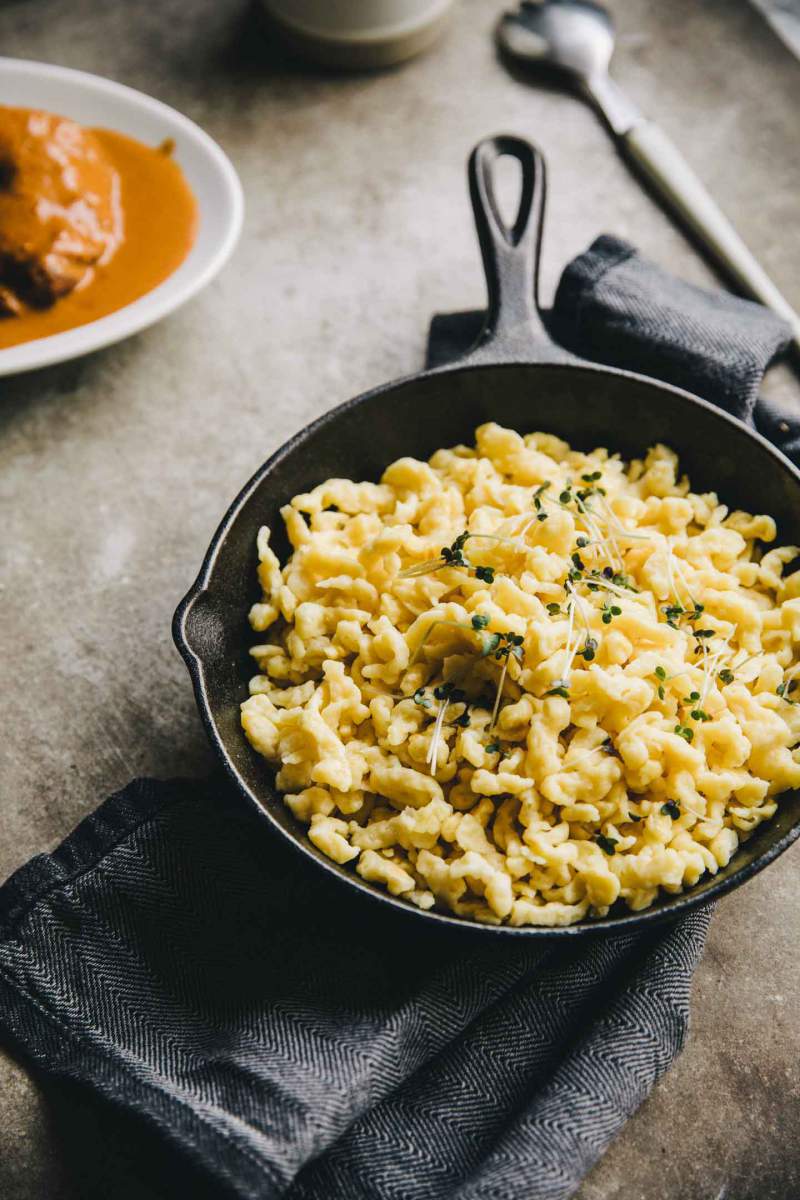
[0,0,798,1196]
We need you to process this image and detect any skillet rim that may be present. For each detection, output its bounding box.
[173,354,800,938]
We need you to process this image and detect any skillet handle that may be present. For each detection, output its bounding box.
[461,135,572,366]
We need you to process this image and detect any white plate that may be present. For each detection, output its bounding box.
[0,58,244,376]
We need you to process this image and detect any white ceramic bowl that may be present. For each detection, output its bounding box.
[0,57,244,377]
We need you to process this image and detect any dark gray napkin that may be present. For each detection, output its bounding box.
[0,240,791,1200]
[429,235,796,452]
[0,779,709,1200]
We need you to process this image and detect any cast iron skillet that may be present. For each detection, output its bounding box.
[174,135,800,937]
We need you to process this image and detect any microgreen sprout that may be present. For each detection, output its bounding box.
[777,680,799,705]
[480,631,502,657]
[579,636,598,662]
[532,484,552,521]
[485,740,500,754]
[546,602,562,615]
[489,633,525,730]
[398,531,499,583]
[718,668,734,685]
[674,724,694,743]
[441,531,470,567]
[546,684,570,699]
[410,617,486,666]
[581,471,602,483]
[595,833,619,856]
[413,687,431,709]
[594,495,650,543]
[663,604,684,629]
[426,679,468,773]
[661,800,681,819]
[601,601,622,625]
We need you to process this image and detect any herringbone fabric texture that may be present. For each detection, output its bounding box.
[0,243,790,1199]
[0,779,709,1200]
[551,235,792,425]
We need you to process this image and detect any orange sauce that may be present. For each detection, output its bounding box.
[0,116,198,350]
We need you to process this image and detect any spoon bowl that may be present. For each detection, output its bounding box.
[497,0,614,84]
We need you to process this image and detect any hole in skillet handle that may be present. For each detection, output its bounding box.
[464,134,575,366]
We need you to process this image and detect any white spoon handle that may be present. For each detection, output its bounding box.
[622,120,800,354]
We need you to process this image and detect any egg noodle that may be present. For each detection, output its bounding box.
[241,424,800,927]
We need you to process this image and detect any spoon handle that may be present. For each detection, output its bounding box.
[621,120,800,354]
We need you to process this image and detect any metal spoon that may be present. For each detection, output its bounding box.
[498,0,800,354]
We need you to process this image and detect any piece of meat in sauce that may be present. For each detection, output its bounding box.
[0,107,122,316]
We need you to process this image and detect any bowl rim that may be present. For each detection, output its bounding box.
[0,56,244,377]
[174,356,800,937]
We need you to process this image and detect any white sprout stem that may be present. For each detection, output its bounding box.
[671,550,697,608]
[699,635,731,707]
[489,657,509,732]
[560,598,579,683]
[580,503,624,571]
[726,650,762,680]
[411,617,443,665]
[467,532,528,553]
[679,800,720,825]
[582,577,648,606]
[427,698,448,772]
[543,741,609,778]
[545,496,623,571]
[595,495,653,542]
[398,557,447,579]
[571,588,594,640]
[663,540,684,608]
[697,636,712,708]
[515,514,538,539]
[410,617,476,666]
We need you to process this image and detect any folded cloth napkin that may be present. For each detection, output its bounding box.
[0,239,792,1200]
